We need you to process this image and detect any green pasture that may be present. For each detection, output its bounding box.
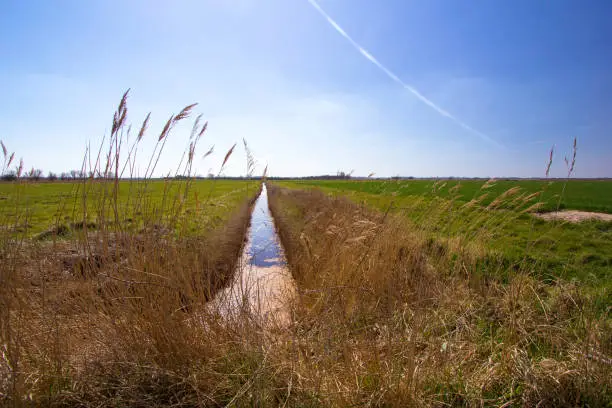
[287,179,612,213]
[0,179,258,235]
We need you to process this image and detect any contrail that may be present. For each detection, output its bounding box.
[306,0,501,147]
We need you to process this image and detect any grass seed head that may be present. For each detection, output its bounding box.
[222,143,236,168]
[198,121,208,138]
[159,115,174,141]
[545,145,555,177]
[202,145,214,160]
[137,112,151,142]
[173,103,198,123]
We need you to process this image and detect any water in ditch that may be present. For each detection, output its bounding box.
[211,183,295,325]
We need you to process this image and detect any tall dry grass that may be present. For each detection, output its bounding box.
[267,183,610,407]
[0,92,284,406]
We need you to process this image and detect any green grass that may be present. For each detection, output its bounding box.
[276,179,612,289]
[0,179,257,235]
[285,178,612,213]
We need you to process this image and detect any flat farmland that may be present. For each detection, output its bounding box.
[0,179,258,235]
[284,178,612,213]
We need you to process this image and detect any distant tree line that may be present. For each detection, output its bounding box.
[269,171,354,181]
[5,168,606,183]
[0,169,97,182]
[0,169,271,182]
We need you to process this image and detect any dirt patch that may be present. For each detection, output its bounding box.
[535,210,612,223]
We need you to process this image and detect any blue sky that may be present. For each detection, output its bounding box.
[1,0,611,177]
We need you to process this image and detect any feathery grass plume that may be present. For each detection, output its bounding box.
[8,152,16,168]
[16,158,23,178]
[557,137,578,210]
[6,152,15,167]
[146,104,197,180]
[522,192,540,203]
[242,139,258,196]
[545,145,555,177]
[137,112,151,142]
[566,137,577,176]
[460,198,479,210]
[481,178,496,189]
[449,183,462,195]
[189,114,202,141]
[202,145,214,160]
[188,142,195,165]
[198,121,208,138]
[487,186,522,209]
[222,143,236,169]
[0,140,13,175]
[521,201,545,213]
[243,139,256,178]
[118,112,148,178]
[262,165,268,179]
[173,103,198,123]
[431,179,441,192]
[172,113,207,180]
[476,192,489,203]
[112,89,129,135]
[158,115,174,141]
[367,172,375,178]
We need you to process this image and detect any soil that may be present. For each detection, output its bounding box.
[535,210,612,223]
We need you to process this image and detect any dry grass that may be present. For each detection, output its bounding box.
[0,93,278,406]
[267,184,610,407]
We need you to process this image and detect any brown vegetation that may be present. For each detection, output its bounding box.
[0,196,261,406]
[266,184,610,406]
[0,93,274,406]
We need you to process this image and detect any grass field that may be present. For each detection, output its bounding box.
[0,179,259,235]
[287,178,612,213]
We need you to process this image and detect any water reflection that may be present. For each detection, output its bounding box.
[247,184,285,267]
